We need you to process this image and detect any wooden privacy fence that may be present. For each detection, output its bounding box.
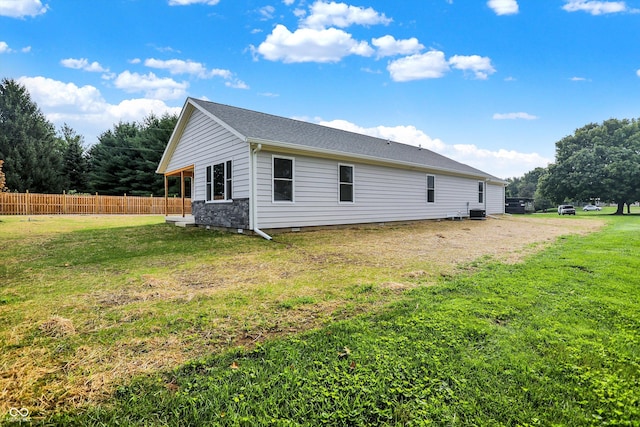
[0,192,191,215]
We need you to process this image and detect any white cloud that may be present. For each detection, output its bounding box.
[0,41,32,54]
[60,58,108,72]
[450,144,551,178]
[301,1,392,29]
[0,0,48,18]
[636,69,640,77]
[145,58,211,78]
[144,58,249,89]
[258,5,275,20]
[449,55,496,79]
[113,71,188,100]
[143,58,248,88]
[256,24,373,63]
[225,80,250,89]
[17,76,181,143]
[318,117,550,178]
[283,0,295,5]
[371,35,424,58]
[562,1,631,15]
[168,0,220,5]
[17,76,105,112]
[493,112,539,120]
[487,0,519,15]
[319,119,448,152]
[387,50,450,82]
[570,76,591,81]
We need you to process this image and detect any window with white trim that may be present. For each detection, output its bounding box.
[338,164,354,203]
[426,174,435,203]
[205,160,232,201]
[273,156,294,202]
[478,181,484,204]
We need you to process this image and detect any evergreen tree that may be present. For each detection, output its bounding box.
[0,78,65,193]
[59,124,89,193]
[88,113,177,196]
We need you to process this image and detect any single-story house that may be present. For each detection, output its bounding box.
[157,97,506,239]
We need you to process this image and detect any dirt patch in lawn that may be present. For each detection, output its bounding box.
[0,215,603,415]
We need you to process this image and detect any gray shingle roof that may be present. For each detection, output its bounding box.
[190,97,503,181]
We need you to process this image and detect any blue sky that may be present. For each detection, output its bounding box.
[1,0,640,179]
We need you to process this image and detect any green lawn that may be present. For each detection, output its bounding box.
[42,214,640,426]
[1,213,638,425]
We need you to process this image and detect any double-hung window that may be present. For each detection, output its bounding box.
[205,160,232,201]
[478,181,484,204]
[273,156,294,202]
[426,174,435,203]
[338,164,354,203]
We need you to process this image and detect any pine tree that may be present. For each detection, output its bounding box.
[0,78,65,193]
[59,124,89,193]
[88,113,177,196]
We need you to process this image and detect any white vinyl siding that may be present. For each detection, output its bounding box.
[486,183,506,215]
[166,109,249,201]
[256,151,496,229]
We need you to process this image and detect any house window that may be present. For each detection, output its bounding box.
[273,156,294,202]
[225,160,232,200]
[426,174,435,203]
[206,160,232,201]
[339,164,354,203]
[478,181,484,204]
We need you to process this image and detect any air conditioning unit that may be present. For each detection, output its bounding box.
[469,209,486,219]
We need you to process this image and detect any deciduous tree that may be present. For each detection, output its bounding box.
[538,118,640,214]
[0,159,6,191]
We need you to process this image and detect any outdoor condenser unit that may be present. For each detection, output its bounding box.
[469,209,486,219]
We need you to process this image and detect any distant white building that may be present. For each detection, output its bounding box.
[157,98,506,238]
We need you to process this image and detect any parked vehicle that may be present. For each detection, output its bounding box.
[583,204,602,211]
[558,204,576,215]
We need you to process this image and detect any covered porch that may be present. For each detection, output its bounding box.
[163,165,194,218]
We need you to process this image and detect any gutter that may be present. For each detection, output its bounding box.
[250,143,272,240]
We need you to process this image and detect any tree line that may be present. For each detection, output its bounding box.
[508,117,640,215]
[0,78,177,196]
[2,77,639,212]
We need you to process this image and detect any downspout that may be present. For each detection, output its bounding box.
[484,178,489,214]
[250,143,273,240]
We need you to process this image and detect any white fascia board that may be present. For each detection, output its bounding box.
[247,137,505,183]
[156,99,193,174]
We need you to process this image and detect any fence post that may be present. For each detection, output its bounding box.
[25,190,30,215]
[124,193,127,215]
[63,190,67,214]
[95,192,99,214]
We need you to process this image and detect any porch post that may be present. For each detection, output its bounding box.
[180,170,185,217]
[164,174,168,216]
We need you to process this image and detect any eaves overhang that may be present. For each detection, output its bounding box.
[247,137,507,184]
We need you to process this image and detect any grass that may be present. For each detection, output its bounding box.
[1,211,637,425]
